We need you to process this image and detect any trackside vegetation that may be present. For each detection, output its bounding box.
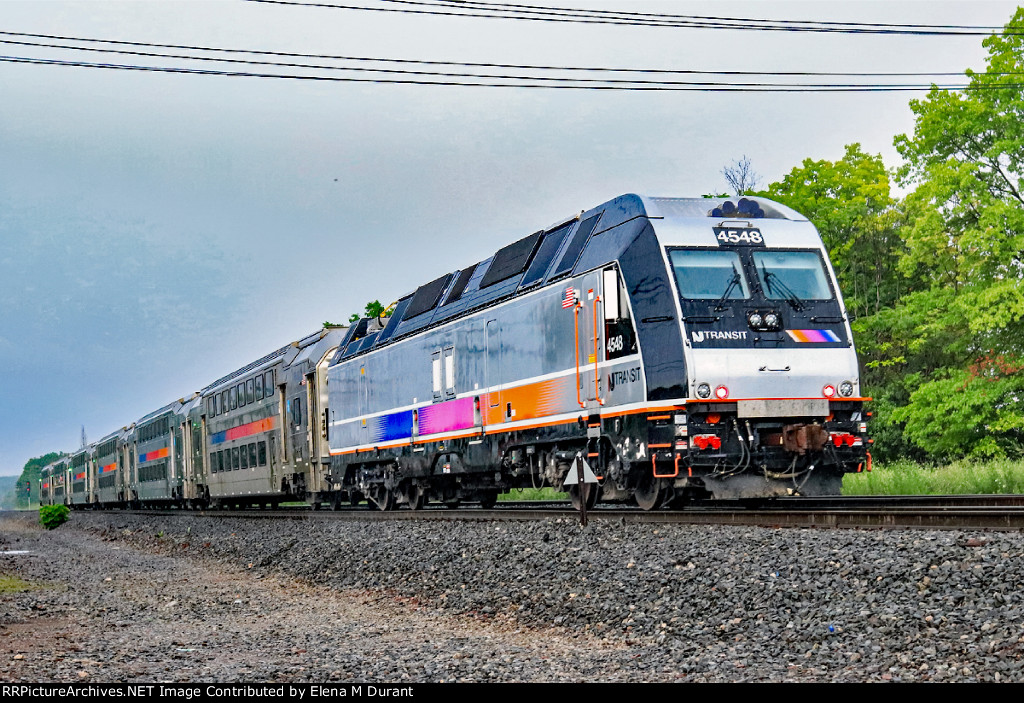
[498,488,568,501]
[844,460,1024,496]
[39,505,70,530]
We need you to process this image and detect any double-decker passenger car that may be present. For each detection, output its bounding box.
[68,448,92,508]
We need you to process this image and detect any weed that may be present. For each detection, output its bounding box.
[498,487,568,501]
[38,504,70,530]
[0,575,36,593]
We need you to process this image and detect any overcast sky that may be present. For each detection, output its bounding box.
[0,0,1018,475]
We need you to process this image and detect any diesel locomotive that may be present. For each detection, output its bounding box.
[39,194,869,512]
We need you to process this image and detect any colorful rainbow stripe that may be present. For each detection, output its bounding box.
[210,416,276,446]
[75,471,85,480]
[138,446,169,463]
[101,463,116,474]
[349,373,578,446]
[786,329,840,343]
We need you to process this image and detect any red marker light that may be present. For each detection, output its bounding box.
[714,385,729,399]
[822,384,836,398]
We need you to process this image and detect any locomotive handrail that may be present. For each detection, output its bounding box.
[575,301,585,408]
[593,296,600,405]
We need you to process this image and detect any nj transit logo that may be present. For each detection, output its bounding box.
[692,330,748,343]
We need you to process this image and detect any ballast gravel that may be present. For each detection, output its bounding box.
[2,511,1024,682]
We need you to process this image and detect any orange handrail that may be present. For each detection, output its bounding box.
[593,294,604,405]
[652,451,680,479]
[574,301,584,408]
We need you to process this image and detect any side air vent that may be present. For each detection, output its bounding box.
[479,231,543,289]
[443,263,479,306]
[404,273,455,319]
[519,222,575,289]
[549,213,601,280]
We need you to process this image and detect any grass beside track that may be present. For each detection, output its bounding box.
[0,574,39,593]
[843,459,1024,496]
[498,487,568,501]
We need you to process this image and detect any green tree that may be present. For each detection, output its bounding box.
[13,452,64,509]
[875,8,1024,459]
[349,300,388,323]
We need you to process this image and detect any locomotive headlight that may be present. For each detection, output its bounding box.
[714,385,730,399]
[696,383,712,399]
[839,381,855,397]
[822,384,836,398]
[747,312,763,327]
[764,312,780,329]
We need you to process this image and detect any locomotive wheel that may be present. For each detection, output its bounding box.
[444,498,461,509]
[405,485,426,511]
[479,490,498,510]
[569,483,600,511]
[371,486,396,511]
[634,476,664,511]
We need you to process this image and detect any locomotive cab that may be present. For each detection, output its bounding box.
[640,197,868,499]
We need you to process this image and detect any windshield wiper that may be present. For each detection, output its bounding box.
[714,265,742,312]
[760,262,805,312]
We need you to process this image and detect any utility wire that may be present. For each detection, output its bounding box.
[420,0,1013,31]
[245,0,1024,35]
[4,53,1019,91]
[1,30,1013,79]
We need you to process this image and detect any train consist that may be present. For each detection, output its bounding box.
[39,194,870,511]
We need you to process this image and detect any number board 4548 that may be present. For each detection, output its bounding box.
[712,226,765,247]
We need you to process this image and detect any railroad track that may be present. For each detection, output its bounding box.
[72,494,1024,530]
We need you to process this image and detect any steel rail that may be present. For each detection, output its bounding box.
[73,496,1024,530]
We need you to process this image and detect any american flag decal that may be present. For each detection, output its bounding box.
[561,286,577,309]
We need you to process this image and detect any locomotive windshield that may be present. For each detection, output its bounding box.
[752,250,833,300]
[669,249,750,300]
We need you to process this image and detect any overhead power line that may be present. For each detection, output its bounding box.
[4,53,1019,92]
[1,30,1011,81]
[417,0,1012,30]
[245,0,1024,36]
